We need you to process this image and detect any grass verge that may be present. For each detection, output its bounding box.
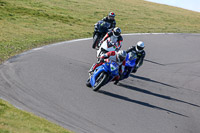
[0,99,72,133]
[0,0,200,132]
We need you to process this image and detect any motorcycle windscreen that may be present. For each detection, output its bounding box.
[125,53,137,67]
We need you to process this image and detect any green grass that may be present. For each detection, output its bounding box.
[0,99,72,133]
[0,0,200,132]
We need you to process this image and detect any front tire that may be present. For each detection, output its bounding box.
[93,72,108,91]
[86,78,91,87]
[92,34,99,49]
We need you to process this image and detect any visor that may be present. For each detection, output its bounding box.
[114,31,120,36]
[109,16,114,20]
[137,46,144,51]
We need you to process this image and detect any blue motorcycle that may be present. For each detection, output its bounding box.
[121,52,137,80]
[86,61,119,91]
[92,20,111,49]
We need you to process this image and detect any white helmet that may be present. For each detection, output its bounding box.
[117,50,127,62]
[136,41,145,52]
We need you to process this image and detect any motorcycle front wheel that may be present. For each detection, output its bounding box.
[92,34,100,49]
[86,78,91,87]
[93,72,108,91]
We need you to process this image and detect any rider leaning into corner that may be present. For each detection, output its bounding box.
[126,41,146,73]
[99,27,123,49]
[93,12,116,38]
[89,50,127,84]
[101,12,116,30]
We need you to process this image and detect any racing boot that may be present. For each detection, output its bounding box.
[113,80,119,85]
[113,76,120,85]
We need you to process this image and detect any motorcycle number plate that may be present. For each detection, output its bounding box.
[110,63,118,71]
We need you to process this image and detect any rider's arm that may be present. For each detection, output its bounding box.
[102,33,109,41]
[111,20,116,29]
[101,17,107,21]
[117,36,123,49]
[136,51,146,69]
[126,46,134,53]
[136,58,144,69]
[100,51,115,60]
[102,32,112,42]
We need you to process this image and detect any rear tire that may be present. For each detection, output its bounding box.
[93,72,108,91]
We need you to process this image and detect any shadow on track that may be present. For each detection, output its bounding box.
[99,90,188,118]
[118,83,200,108]
[144,59,165,66]
[129,75,178,89]
[144,59,200,66]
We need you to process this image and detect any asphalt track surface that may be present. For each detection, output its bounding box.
[0,34,200,133]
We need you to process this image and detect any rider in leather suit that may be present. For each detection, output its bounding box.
[89,50,127,83]
[99,27,123,49]
[126,41,146,73]
[101,12,116,30]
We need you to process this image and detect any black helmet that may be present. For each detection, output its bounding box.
[113,27,121,37]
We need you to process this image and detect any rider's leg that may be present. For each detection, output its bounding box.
[113,76,120,85]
